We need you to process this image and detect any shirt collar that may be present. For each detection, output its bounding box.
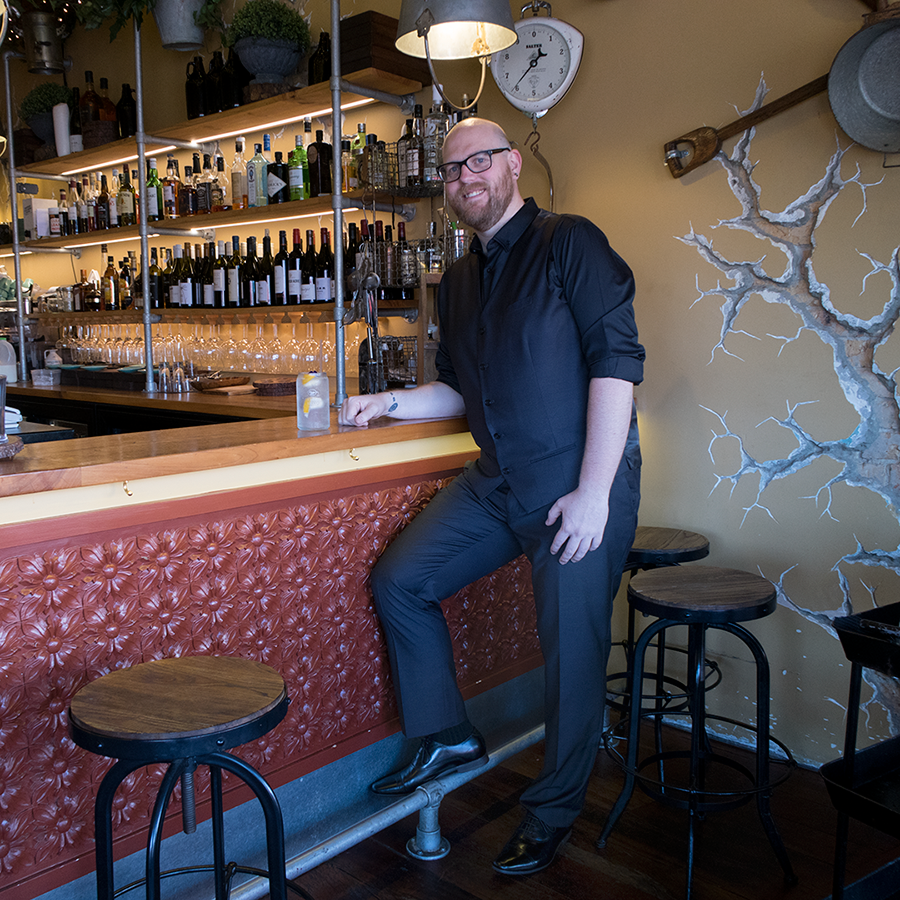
[470,198,540,258]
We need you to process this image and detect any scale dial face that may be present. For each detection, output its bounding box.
[490,17,584,115]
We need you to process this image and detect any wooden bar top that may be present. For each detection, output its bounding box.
[7,382,297,419]
[0,384,470,498]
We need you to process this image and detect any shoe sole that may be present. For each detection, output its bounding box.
[491,828,572,876]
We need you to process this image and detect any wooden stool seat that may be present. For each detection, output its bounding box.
[70,656,288,761]
[69,656,293,900]
[625,526,710,570]
[628,565,777,624]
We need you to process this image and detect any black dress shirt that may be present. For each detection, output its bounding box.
[436,198,644,513]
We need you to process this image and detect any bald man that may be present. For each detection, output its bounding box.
[340,118,643,875]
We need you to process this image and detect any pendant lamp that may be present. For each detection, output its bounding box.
[395,0,517,111]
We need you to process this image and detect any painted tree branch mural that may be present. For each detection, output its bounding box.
[681,77,900,728]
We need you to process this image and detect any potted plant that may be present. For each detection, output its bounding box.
[225,0,311,84]
[18,82,72,145]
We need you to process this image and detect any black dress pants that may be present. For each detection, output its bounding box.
[370,456,639,828]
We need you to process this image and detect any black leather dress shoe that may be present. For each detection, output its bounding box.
[492,812,572,875]
[370,730,488,795]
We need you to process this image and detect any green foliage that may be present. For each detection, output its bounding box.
[224,0,310,50]
[47,0,158,42]
[193,0,224,33]
[19,82,72,122]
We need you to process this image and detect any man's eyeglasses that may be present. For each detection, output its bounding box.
[437,148,511,184]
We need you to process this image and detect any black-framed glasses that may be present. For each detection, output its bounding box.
[437,148,510,183]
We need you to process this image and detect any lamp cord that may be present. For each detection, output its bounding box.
[423,36,488,112]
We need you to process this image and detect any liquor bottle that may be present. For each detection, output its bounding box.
[79,175,92,232]
[145,158,163,222]
[315,227,334,303]
[307,129,332,197]
[97,78,119,137]
[178,166,197,217]
[397,221,418,287]
[195,153,212,214]
[169,244,184,307]
[117,83,137,138]
[211,155,228,211]
[382,224,396,287]
[96,176,111,230]
[241,235,260,307]
[69,87,83,152]
[179,242,195,308]
[424,103,449,182]
[116,169,136,226]
[257,230,274,305]
[148,247,164,309]
[247,142,267,208]
[308,30,331,85]
[340,140,354,192]
[351,122,367,154]
[201,242,216,307]
[288,228,303,305]
[268,151,289,204]
[397,119,412,188]
[357,217,373,272]
[407,104,425,186]
[107,170,120,229]
[273,230,289,305]
[213,240,228,307]
[226,235,242,307]
[57,189,70,237]
[131,170,141,225]
[288,132,309,201]
[118,257,133,310]
[66,180,80,235]
[231,139,247,210]
[48,201,62,237]
[102,255,120,310]
[301,229,317,304]
[79,71,102,132]
[162,155,181,219]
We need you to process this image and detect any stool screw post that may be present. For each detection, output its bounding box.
[181,763,197,834]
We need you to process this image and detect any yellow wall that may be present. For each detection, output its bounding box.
[5,0,899,765]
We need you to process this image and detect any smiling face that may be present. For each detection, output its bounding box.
[442,118,524,242]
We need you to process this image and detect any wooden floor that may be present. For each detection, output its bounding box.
[278,726,900,900]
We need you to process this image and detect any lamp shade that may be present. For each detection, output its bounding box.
[396,0,517,60]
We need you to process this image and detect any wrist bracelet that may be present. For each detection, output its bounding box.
[387,392,399,413]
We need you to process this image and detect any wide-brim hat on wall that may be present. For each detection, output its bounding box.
[828,15,900,153]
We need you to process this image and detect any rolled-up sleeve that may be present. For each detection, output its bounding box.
[553,218,644,385]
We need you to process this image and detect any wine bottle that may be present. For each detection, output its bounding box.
[308,30,331,85]
[145,158,163,222]
[169,244,184,308]
[315,227,334,303]
[241,235,260,307]
[118,257,133,310]
[407,104,425,186]
[213,240,228,307]
[102,255,120,310]
[226,236,242,307]
[107,170,120,229]
[148,247,164,309]
[301,229,317,304]
[79,71,102,132]
[201,242,216,308]
[116,169,136,227]
[273,230,289,305]
[288,228,303,305]
[162,155,180,219]
[257,231,274,306]
[97,78,119,137]
[96,176,111,231]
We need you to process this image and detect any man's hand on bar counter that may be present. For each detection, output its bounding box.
[339,383,466,428]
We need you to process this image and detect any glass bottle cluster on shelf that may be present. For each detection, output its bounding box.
[45,221,469,314]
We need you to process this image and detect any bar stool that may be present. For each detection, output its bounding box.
[597,565,797,898]
[68,656,296,900]
[608,526,711,715]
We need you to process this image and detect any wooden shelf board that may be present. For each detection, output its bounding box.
[15,69,423,179]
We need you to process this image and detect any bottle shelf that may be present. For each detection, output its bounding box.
[19,191,399,251]
[15,68,424,179]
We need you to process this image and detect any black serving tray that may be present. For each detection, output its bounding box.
[821,733,900,839]
[834,601,900,678]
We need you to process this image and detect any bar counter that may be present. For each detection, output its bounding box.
[0,390,544,900]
